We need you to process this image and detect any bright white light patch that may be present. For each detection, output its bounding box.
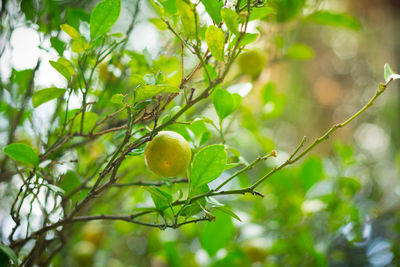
[301,199,327,214]
[11,27,40,70]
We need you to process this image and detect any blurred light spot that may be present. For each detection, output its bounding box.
[216,249,227,259]
[332,31,358,60]
[129,22,160,56]
[395,186,400,196]
[341,222,356,242]
[306,180,334,199]
[367,238,393,266]
[158,228,178,242]
[354,123,389,157]
[240,224,264,240]
[269,150,289,167]
[195,249,210,266]
[11,27,40,69]
[227,82,253,97]
[263,102,275,113]
[301,199,327,214]
[312,77,342,106]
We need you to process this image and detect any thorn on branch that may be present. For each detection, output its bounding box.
[252,190,264,198]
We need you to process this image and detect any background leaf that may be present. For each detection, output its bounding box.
[110,93,125,105]
[3,143,39,166]
[32,87,66,108]
[70,111,99,133]
[306,11,361,31]
[286,43,314,60]
[60,24,80,39]
[90,0,121,40]
[200,210,235,256]
[135,84,180,103]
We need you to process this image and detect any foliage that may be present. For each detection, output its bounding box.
[0,0,399,266]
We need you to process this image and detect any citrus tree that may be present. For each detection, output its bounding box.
[0,0,399,266]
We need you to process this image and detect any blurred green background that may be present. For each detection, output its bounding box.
[1,0,400,266]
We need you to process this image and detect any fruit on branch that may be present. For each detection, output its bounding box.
[242,240,268,263]
[72,241,96,267]
[144,131,191,177]
[238,50,266,79]
[81,221,105,247]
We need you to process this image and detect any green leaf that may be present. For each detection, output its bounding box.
[211,206,241,222]
[49,58,75,80]
[128,147,145,156]
[221,8,239,35]
[70,111,99,133]
[239,33,258,46]
[384,64,400,82]
[286,44,314,60]
[181,184,209,217]
[32,87,66,108]
[143,186,172,210]
[90,0,121,40]
[49,60,71,80]
[3,143,39,166]
[306,11,361,31]
[262,82,286,118]
[149,18,168,31]
[110,93,125,105]
[200,210,235,256]
[191,144,227,187]
[177,1,197,38]
[135,84,180,103]
[57,58,75,76]
[65,8,90,29]
[59,171,81,195]
[300,156,323,191]
[50,37,66,56]
[60,24,81,39]
[0,244,18,267]
[160,0,177,15]
[212,89,241,121]
[200,0,223,24]
[45,184,65,196]
[205,25,225,61]
[231,33,258,48]
[249,6,275,21]
[71,36,89,53]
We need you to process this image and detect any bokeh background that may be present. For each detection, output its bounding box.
[1,0,400,266]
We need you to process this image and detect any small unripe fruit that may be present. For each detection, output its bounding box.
[72,241,96,267]
[81,221,105,247]
[238,50,266,79]
[144,131,191,177]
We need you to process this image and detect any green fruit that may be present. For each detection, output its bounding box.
[238,50,266,79]
[72,241,96,267]
[81,221,105,247]
[144,131,191,177]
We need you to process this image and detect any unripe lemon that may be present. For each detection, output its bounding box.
[238,50,265,79]
[144,131,191,177]
[81,221,105,247]
[72,241,96,266]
